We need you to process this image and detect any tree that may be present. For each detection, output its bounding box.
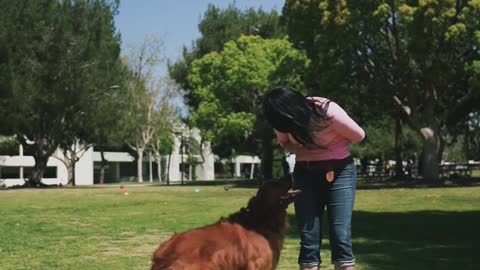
[0,0,123,186]
[282,0,480,181]
[351,117,421,177]
[121,79,154,183]
[465,112,480,160]
[149,78,178,182]
[188,35,309,179]
[169,4,285,110]
[87,69,130,184]
[54,141,91,186]
[446,111,480,161]
[57,74,128,186]
[120,36,164,183]
[57,50,129,186]
[150,124,174,182]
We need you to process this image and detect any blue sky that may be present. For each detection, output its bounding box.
[114,0,285,76]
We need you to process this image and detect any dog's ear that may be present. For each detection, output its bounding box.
[247,195,259,210]
[279,189,301,208]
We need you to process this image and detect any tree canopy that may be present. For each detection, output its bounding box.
[188,35,309,177]
[0,0,125,185]
[169,4,285,110]
[282,0,480,180]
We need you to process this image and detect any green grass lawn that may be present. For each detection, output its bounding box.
[1,184,479,270]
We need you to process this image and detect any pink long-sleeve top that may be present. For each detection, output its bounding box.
[274,97,365,161]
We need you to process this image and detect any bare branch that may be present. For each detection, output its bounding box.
[393,96,411,116]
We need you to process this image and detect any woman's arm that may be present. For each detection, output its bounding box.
[328,102,365,143]
[308,97,365,143]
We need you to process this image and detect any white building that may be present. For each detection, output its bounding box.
[231,155,261,179]
[0,129,260,188]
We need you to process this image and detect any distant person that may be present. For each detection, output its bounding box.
[282,152,296,185]
[286,153,296,175]
[412,153,419,178]
[406,157,414,178]
[384,160,392,177]
[263,87,365,270]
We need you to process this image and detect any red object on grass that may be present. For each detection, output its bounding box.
[120,185,124,190]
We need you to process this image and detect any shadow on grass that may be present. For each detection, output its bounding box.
[3,176,480,191]
[286,210,479,269]
[164,179,261,188]
[356,177,480,190]
[174,177,480,190]
[177,176,480,190]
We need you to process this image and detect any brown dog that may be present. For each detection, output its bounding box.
[151,180,300,270]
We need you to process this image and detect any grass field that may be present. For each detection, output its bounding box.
[1,183,479,270]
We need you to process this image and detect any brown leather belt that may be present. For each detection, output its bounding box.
[295,156,353,182]
[295,156,353,171]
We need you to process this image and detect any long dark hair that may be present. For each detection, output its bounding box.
[262,87,331,148]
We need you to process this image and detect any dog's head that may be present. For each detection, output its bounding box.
[252,179,301,210]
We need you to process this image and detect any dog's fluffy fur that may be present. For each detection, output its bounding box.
[151,181,299,270]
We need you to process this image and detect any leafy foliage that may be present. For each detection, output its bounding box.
[282,0,480,180]
[188,35,309,158]
[0,136,19,156]
[351,118,421,159]
[169,4,285,110]
[0,0,124,184]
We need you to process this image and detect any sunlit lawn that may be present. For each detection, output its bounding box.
[1,183,478,270]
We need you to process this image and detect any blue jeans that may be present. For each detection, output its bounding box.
[293,157,356,267]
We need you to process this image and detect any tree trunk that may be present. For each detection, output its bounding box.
[188,163,192,181]
[261,127,274,180]
[250,160,255,180]
[420,127,440,181]
[155,154,162,182]
[394,115,404,178]
[66,160,74,185]
[166,152,171,186]
[31,155,49,187]
[464,120,470,160]
[29,138,57,187]
[180,139,184,185]
[65,149,80,186]
[420,95,441,182]
[65,152,74,186]
[137,148,144,183]
[149,154,153,182]
[422,137,440,181]
[99,151,107,184]
[71,159,76,186]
